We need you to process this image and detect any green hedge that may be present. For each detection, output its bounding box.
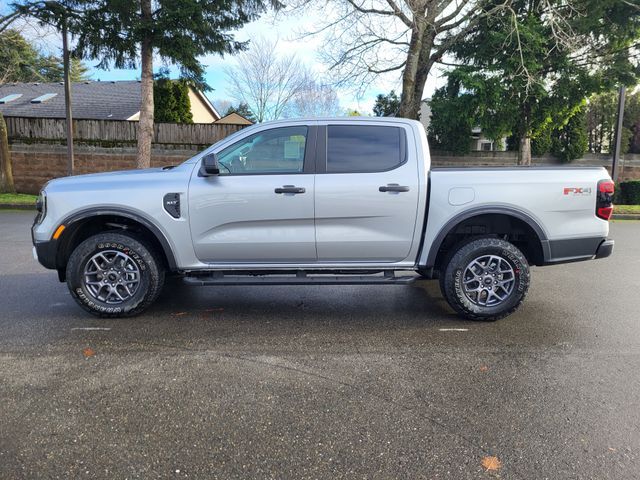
[616,180,640,205]
[613,182,623,204]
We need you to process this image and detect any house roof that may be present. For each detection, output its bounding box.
[215,112,253,125]
[0,81,142,120]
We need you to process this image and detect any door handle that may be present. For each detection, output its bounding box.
[379,184,410,193]
[275,185,306,194]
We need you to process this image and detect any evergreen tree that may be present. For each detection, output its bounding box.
[7,0,280,167]
[586,90,640,154]
[427,76,476,154]
[0,29,89,83]
[551,104,589,163]
[373,90,400,117]
[447,0,640,164]
[224,103,256,123]
[154,75,193,124]
[172,80,193,124]
[153,76,179,123]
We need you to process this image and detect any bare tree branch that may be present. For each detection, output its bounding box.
[368,61,407,73]
[383,0,413,28]
[225,37,314,122]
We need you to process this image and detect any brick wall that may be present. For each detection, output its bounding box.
[9,142,640,195]
[11,143,199,194]
[431,151,640,182]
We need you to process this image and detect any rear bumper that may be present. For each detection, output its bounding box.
[595,239,614,259]
[543,236,613,265]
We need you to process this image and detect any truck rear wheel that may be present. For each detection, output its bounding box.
[66,232,165,317]
[439,237,530,321]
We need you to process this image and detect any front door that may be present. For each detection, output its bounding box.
[189,125,317,264]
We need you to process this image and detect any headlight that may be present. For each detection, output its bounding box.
[35,190,46,224]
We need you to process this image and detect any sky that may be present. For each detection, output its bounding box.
[5,7,449,115]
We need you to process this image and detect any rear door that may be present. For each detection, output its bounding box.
[314,122,420,263]
[189,124,317,264]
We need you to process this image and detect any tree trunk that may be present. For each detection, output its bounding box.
[398,26,435,120]
[518,135,532,165]
[136,0,154,169]
[398,27,424,119]
[62,17,75,176]
[517,101,532,165]
[0,113,16,194]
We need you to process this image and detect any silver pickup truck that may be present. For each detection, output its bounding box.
[32,117,615,320]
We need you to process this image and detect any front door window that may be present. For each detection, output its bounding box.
[216,126,308,175]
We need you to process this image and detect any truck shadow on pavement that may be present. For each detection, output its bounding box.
[1,271,562,350]
[152,276,457,324]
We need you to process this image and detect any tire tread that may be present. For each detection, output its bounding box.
[440,237,530,321]
[66,232,165,318]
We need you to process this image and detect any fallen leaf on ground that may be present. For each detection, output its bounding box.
[481,456,502,471]
[82,347,95,358]
[479,365,489,372]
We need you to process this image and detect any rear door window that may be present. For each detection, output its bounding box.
[326,125,405,173]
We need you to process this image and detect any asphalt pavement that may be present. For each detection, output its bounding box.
[1,210,639,479]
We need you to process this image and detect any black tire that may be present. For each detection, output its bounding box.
[439,237,530,321]
[66,232,165,318]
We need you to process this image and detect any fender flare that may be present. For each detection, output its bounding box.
[57,206,178,271]
[421,205,550,268]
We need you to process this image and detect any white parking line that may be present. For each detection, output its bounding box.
[438,328,469,332]
[71,327,112,331]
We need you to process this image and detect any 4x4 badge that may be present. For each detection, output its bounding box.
[563,187,592,196]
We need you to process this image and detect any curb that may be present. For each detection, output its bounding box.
[0,203,35,210]
[612,213,640,220]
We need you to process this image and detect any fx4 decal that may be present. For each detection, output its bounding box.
[563,187,592,196]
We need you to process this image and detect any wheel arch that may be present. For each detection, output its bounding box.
[423,206,550,270]
[54,207,177,280]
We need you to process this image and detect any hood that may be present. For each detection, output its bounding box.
[45,165,191,194]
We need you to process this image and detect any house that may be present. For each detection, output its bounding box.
[0,81,220,123]
[214,112,253,125]
[419,98,506,151]
[419,100,432,130]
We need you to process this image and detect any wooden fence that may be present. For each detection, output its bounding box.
[5,116,246,145]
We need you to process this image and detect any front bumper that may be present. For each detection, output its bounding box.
[33,239,58,270]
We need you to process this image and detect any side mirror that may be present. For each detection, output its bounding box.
[199,153,220,177]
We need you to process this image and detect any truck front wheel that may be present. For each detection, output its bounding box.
[66,232,165,317]
[439,237,530,321]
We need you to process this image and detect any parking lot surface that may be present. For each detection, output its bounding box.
[1,210,639,479]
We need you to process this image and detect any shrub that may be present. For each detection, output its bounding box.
[613,182,623,204]
[531,127,551,156]
[154,76,193,124]
[619,180,640,205]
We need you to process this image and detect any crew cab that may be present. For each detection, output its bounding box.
[32,118,615,320]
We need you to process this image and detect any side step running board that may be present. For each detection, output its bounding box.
[183,272,418,286]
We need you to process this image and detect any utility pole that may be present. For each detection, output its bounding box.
[611,86,626,182]
[62,14,74,176]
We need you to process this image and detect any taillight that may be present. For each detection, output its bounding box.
[596,179,614,221]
